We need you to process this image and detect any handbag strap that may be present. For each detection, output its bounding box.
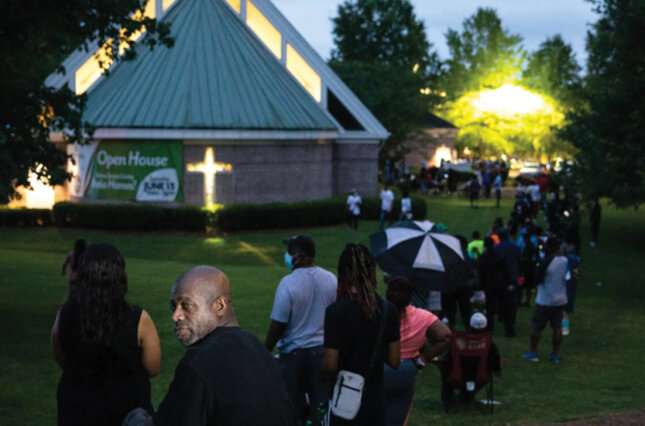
[366,299,389,381]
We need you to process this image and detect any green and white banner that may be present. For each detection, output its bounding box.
[82,141,183,202]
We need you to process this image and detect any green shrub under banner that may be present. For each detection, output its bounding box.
[0,208,54,227]
[52,202,205,232]
[3,195,427,233]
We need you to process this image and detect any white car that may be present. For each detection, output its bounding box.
[519,162,542,176]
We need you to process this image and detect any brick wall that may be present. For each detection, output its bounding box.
[183,141,379,205]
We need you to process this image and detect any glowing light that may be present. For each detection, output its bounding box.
[471,84,555,118]
[162,0,177,11]
[25,170,55,209]
[434,146,453,167]
[412,63,419,73]
[225,0,241,13]
[118,0,156,56]
[75,39,114,95]
[286,44,321,102]
[246,1,282,59]
[186,148,232,207]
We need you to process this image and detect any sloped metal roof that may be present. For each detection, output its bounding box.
[82,0,337,131]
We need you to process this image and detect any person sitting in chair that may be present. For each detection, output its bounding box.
[440,313,502,409]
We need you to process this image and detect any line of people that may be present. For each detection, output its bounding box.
[53,238,455,426]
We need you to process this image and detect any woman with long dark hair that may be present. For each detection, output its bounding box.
[61,239,86,289]
[51,243,161,425]
[323,243,401,425]
[383,276,451,426]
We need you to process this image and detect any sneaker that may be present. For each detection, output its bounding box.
[549,353,560,364]
[521,352,539,362]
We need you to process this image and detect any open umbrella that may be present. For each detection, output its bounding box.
[370,220,474,307]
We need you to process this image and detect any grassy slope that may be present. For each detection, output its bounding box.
[0,197,643,425]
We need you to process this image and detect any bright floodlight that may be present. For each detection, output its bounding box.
[472,84,555,117]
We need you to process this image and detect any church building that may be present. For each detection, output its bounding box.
[23,0,388,208]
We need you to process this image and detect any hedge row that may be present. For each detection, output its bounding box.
[0,208,54,227]
[212,194,427,232]
[53,202,206,232]
[1,194,427,233]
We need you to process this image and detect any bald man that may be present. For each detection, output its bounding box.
[124,266,296,426]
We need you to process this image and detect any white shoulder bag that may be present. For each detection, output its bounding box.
[329,302,389,421]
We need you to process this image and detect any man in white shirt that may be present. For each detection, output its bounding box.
[522,237,568,363]
[380,185,395,230]
[265,235,337,424]
[346,190,362,231]
[528,181,541,218]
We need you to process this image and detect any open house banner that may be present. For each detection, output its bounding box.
[84,141,183,202]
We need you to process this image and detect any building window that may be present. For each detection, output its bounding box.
[246,1,282,59]
[225,0,241,13]
[75,40,114,95]
[118,0,156,56]
[162,0,177,11]
[286,44,321,102]
[327,89,364,131]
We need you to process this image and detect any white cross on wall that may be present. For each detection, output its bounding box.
[185,147,232,207]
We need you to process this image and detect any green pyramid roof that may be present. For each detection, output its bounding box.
[82,0,337,131]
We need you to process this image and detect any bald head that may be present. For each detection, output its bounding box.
[170,266,238,347]
[173,265,232,303]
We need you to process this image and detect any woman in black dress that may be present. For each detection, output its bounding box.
[323,244,401,425]
[51,243,161,425]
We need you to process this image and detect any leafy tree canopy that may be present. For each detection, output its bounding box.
[523,35,582,109]
[442,7,524,100]
[330,0,441,159]
[561,0,645,208]
[0,0,173,203]
[438,8,582,158]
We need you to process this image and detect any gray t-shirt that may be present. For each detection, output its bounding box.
[535,256,568,307]
[270,266,337,353]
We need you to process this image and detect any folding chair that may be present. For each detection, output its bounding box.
[440,330,495,413]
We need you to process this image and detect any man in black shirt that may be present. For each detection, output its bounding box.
[124,266,296,426]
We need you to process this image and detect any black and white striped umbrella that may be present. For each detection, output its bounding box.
[370,220,472,306]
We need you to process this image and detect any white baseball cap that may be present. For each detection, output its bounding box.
[469,312,488,330]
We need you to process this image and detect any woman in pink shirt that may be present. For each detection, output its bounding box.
[383,276,452,426]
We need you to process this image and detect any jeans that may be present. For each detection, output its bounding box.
[278,346,327,425]
[379,209,392,230]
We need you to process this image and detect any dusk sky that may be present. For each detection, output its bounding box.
[272,0,599,67]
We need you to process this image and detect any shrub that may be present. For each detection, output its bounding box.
[0,207,53,227]
[45,194,428,233]
[212,194,427,232]
[53,202,205,232]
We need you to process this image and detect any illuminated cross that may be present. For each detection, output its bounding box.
[186,148,232,207]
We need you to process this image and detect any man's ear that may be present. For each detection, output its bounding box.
[213,297,228,317]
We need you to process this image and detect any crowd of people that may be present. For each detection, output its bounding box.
[55,237,458,426]
[53,168,586,425]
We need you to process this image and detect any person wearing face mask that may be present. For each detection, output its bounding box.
[265,235,338,425]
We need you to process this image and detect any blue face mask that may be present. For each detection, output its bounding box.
[284,251,295,270]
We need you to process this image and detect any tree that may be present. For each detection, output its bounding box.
[439,8,532,156]
[330,0,442,160]
[441,8,524,100]
[561,0,645,208]
[0,0,173,203]
[523,35,582,110]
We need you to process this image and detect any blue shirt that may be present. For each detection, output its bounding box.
[270,266,337,353]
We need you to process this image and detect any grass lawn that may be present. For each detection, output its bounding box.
[0,196,643,425]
